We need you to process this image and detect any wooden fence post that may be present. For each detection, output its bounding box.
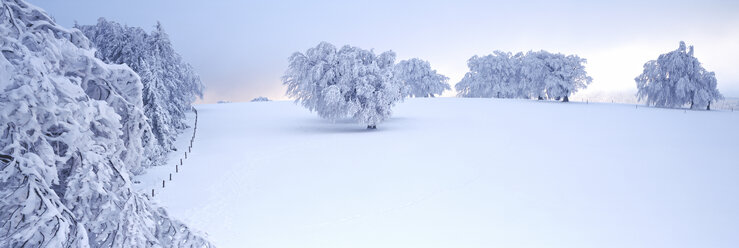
[162,180,165,188]
[152,189,155,197]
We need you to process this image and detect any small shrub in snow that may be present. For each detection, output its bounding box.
[635,41,722,109]
[251,96,271,102]
[394,58,450,97]
[282,42,402,129]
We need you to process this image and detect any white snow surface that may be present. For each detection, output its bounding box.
[136,98,739,248]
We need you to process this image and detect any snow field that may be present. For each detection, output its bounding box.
[138,98,739,248]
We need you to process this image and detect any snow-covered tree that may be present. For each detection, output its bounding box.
[394,58,450,97]
[519,52,548,100]
[532,51,592,102]
[0,0,211,246]
[283,42,402,129]
[77,19,204,168]
[635,41,722,109]
[455,51,521,98]
[456,50,591,102]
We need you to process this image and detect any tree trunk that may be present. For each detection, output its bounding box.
[690,101,694,109]
[537,96,543,100]
[562,96,569,102]
[367,125,376,129]
[707,102,711,110]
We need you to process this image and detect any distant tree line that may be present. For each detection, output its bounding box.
[282,43,594,129]
[283,41,723,129]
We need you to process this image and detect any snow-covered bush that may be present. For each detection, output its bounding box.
[635,41,722,109]
[78,19,204,168]
[283,42,402,128]
[0,0,211,246]
[251,96,271,102]
[456,50,592,102]
[394,58,450,97]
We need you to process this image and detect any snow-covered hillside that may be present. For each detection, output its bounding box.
[139,98,739,248]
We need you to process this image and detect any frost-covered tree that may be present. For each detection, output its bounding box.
[635,41,722,109]
[394,58,450,97]
[519,52,548,100]
[456,50,591,102]
[77,19,204,168]
[283,42,402,129]
[532,51,592,102]
[455,51,521,98]
[0,0,212,246]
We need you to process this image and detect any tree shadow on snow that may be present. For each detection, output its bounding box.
[290,117,412,134]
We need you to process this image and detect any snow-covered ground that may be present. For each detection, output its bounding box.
[135,98,739,248]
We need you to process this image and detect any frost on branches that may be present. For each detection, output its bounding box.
[635,41,722,110]
[77,19,204,167]
[456,50,592,102]
[394,58,450,98]
[0,0,212,247]
[283,42,402,129]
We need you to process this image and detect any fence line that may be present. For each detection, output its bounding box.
[152,106,199,198]
[577,97,739,111]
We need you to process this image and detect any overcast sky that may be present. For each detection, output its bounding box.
[33,0,739,102]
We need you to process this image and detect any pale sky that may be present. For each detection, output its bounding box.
[33,0,739,102]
